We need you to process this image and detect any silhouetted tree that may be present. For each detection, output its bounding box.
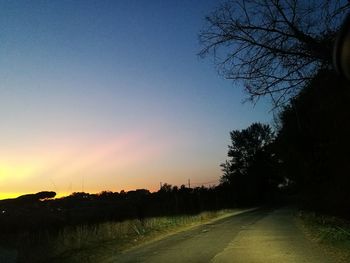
[220,160,233,184]
[199,0,349,105]
[11,191,56,203]
[221,123,278,204]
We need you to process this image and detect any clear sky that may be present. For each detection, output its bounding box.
[0,0,271,199]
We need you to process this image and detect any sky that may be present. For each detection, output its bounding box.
[0,0,272,199]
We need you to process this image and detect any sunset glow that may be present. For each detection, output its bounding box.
[0,1,270,200]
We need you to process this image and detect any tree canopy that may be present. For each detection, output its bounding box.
[221,123,279,204]
[274,70,350,215]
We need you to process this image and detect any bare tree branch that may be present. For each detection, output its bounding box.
[199,0,349,106]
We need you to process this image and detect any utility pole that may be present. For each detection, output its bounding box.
[188,179,191,188]
[160,182,162,190]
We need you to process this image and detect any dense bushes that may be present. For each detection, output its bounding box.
[275,70,350,218]
[0,184,237,238]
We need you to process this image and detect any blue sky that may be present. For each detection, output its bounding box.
[0,0,272,197]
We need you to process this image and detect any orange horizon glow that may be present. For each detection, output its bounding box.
[0,129,221,201]
[0,0,271,204]
[0,187,157,201]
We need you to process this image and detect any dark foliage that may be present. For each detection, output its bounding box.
[220,123,282,205]
[274,69,350,217]
[0,185,236,239]
[201,0,350,219]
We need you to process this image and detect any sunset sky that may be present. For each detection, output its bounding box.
[0,0,271,199]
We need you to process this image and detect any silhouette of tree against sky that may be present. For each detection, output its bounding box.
[0,183,237,239]
[200,0,350,217]
[221,123,280,204]
[199,0,350,105]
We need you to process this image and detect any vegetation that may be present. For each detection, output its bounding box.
[220,123,281,205]
[2,0,350,261]
[200,1,350,258]
[15,210,235,263]
[218,70,350,219]
[201,0,350,219]
[298,211,350,244]
[275,70,350,217]
[297,210,350,262]
[199,0,349,105]
[0,186,243,262]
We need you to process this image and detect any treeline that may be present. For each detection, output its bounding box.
[221,70,350,219]
[275,70,350,217]
[0,184,241,237]
[199,0,350,219]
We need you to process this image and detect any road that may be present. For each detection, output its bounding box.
[107,207,333,263]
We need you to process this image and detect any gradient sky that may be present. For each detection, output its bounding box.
[0,0,272,199]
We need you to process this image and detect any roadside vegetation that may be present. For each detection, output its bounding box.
[0,187,248,262]
[49,210,237,263]
[4,208,237,263]
[200,0,350,219]
[297,211,350,262]
[2,0,350,262]
[199,0,350,259]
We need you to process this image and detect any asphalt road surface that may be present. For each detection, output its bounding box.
[108,207,333,263]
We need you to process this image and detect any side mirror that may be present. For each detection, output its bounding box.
[333,14,350,80]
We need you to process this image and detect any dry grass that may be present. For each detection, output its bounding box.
[297,210,350,263]
[19,210,235,262]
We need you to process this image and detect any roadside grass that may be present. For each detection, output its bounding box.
[297,210,350,262]
[19,209,238,263]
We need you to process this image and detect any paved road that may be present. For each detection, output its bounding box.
[108,207,333,263]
